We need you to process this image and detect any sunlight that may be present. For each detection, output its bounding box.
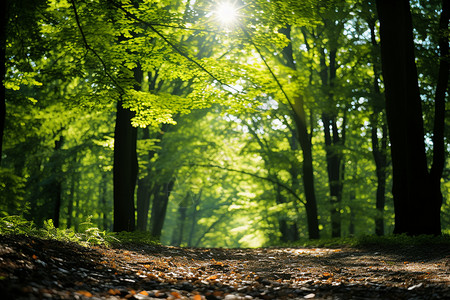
[215,1,238,25]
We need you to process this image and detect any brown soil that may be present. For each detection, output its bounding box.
[0,235,449,299]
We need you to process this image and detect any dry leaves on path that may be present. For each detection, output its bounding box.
[0,235,449,299]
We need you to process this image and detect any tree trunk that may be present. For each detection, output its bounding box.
[187,190,201,247]
[149,180,174,237]
[99,171,109,230]
[0,0,8,166]
[113,65,142,232]
[136,125,166,231]
[368,18,388,236]
[136,177,151,231]
[113,100,138,232]
[171,193,189,246]
[376,0,445,235]
[279,25,320,239]
[136,128,152,231]
[51,136,64,228]
[372,121,388,236]
[320,48,345,238]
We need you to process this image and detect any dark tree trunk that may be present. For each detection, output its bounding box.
[113,100,138,232]
[149,180,174,237]
[171,194,189,246]
[136,125,166,231]
[187,190,201,247]
[320,48,345,238]
[51,136,64,228]
[136,128,152,231]
[136,177,151,231]
[113,66,142,232]
[99,171,109,230]
[0,0,8,165]
[368,19,388,236]
[279,25,320,240]
[376,0,447,235]
[372,120,388,236]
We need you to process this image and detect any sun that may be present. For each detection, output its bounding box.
[215,1,238,25]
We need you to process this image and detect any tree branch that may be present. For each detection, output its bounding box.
[240,26,295,109]
[70,0,125,94]
[190,163,306,206]
[105,0,241,93]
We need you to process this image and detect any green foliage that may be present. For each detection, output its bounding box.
[0,215,36,236]
[0,215,110,246]
[2,0,448,247]
[0,168,28,216]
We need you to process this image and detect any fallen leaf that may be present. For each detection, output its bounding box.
[76,290,93,297]
[171,291,181,298]
[108,289,120,295]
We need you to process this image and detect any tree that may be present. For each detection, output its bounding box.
[376,0,448,235]
[0,0,7,164]
[277,25,320,240]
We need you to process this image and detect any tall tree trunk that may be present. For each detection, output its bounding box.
[0,0,8,165]
[112,66,142,232]
[320,48,345,238]
[113,100,138,232]
[279,25,320,239]
[372,120,387,236]
[376,0,446,235]
[368,19,388,236]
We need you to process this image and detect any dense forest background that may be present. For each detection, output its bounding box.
[0,0,448,248]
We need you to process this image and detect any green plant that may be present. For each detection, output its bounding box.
[0,215,37,235]
[0,215,112,246]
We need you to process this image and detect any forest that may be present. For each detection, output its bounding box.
[0,0,449,248]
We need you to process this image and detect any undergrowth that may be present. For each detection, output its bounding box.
[0,215,159,247]
[2,215,448,249]
[285,233,450,248]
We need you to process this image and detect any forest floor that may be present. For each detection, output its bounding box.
[0,235,449,299]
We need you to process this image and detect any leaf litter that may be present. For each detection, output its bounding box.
[0,235,449,299]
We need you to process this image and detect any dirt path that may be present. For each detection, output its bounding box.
[0,235,449,299]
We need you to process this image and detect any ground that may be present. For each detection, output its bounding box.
[0,235,449,299]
